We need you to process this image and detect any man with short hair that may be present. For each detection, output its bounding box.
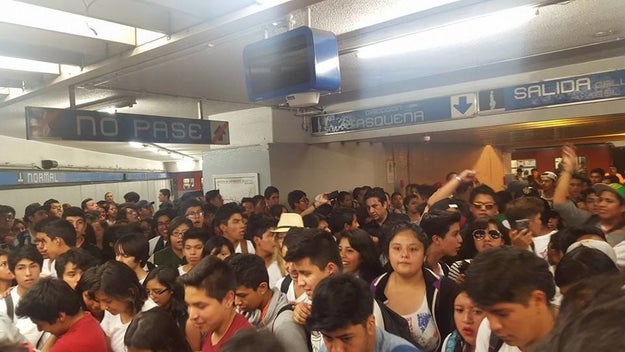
[589,167,605,185]
[264,186,280,207]
[307,274,420,352]
[0,204,16,247]
[43,199,63,218]
[148,208,177,256]
[465,247,556,352]
[505,197,555,261]
[180,256,253,352]
[16,277,107,352]
[135,200,154,220]
[34,218,76,276]
[104,192,114,203]
[420,209,463,277]
[361,187,408,242]
[288,190,310,214]
[62,207,102,262]
[284,229,343,351]
[328,207,359,235]
[1,245,48,348]
[205,189,224,208]
[247,214,281,286]
[158,188,173,209]
[181,199,206,230]
[227,254,308,351]
[54,248,98,289]
[19,202,49,248]
[80,198,98,213]
[214,203,254,254]
[540,171,558,206]
[123,191,140,204]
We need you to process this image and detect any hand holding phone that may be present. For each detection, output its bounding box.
[515,219,530,231]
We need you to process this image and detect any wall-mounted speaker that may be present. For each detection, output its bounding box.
[41,160,58,170]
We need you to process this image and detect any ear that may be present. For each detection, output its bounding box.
[325,262,339,275]
[253,236,261,247]
[57,312,67,322]
[222,290,235,308]
[529,289,548,308]
[257,282,269,294]
[366,314,376,336]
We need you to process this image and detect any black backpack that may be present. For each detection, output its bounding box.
[375,299,420,348]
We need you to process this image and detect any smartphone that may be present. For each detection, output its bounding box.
[515,218,530,230]
[327,190,340,200]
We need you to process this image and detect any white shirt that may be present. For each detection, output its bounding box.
[235,240,256,254]
[475,318,521,352]
[274,276,308,305]
[0,287,49,348]
[532,230,557,261]
[402,292,439,352]
[266,261,282,288]
[100,300,158,352]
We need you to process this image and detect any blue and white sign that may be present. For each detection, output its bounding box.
[479,69,625,112]
[311,95,475,135]
[451,93,476,118]
[25,107,230,145]
[0,170,169,188]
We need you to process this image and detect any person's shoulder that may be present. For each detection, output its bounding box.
[232,313,253,329]
[388,213,410,222]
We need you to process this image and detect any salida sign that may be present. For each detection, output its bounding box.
[25,107,229,145]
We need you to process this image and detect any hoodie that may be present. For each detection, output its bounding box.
[246,288,309,351]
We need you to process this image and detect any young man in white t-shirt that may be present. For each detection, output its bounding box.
[505,197,556,261]
[215,203,255,254]
[0,246,49,349]
[464,247,556,352]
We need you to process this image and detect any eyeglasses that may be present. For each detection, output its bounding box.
[472,229,503,240]
[146,288,169,297]
[186,211,204,218]
[472,202,496,210]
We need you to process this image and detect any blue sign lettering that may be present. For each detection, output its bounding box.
[312,97,454,135]
[480,69,625,112]
[26,107,229,145]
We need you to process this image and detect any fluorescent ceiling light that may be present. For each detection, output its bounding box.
[355,0,461,29]
[357,5,536,59]
[0,0,164,46]
[0,55,59,74]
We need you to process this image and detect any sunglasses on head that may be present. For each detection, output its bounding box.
[472,202,496,210]
[472,229,502,240]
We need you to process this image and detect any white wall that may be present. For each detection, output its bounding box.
[202,144,271,200]
[0,179,171,218]
[0,135,164,171]
[269,141,388,197]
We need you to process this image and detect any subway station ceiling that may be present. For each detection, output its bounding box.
[1,0,625,161]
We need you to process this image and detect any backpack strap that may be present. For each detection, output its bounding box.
[5,293,14,322]
[270,304,294,331]
[280,275,292,294]
[240,240,248,254]
[488,331,504,352]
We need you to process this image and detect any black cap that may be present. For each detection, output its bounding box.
[123,191,140,203]
[136,200,154,208]
[24,203,45,218]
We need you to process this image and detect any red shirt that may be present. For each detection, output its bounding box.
[51,312,107,352]
[202,313,252,352]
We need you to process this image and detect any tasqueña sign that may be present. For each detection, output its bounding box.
[25,107,229,145]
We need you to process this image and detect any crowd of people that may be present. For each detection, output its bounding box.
[0,143,624,352]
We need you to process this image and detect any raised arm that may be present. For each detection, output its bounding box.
[426,169,476,210]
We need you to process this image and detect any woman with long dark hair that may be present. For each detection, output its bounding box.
[337,229,384,283]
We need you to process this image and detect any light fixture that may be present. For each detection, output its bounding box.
[136,142,197,161]
[357,5,536,59]
[0,55,60,74]
[0,0,163,46]
[74,96,137,111]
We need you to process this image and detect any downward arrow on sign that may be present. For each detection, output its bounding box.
[454,96,473,114]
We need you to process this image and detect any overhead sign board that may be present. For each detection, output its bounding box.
[311,95,476,135]
[0,170,168,188]
[479,69,625,112]
[25,107,229,145]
